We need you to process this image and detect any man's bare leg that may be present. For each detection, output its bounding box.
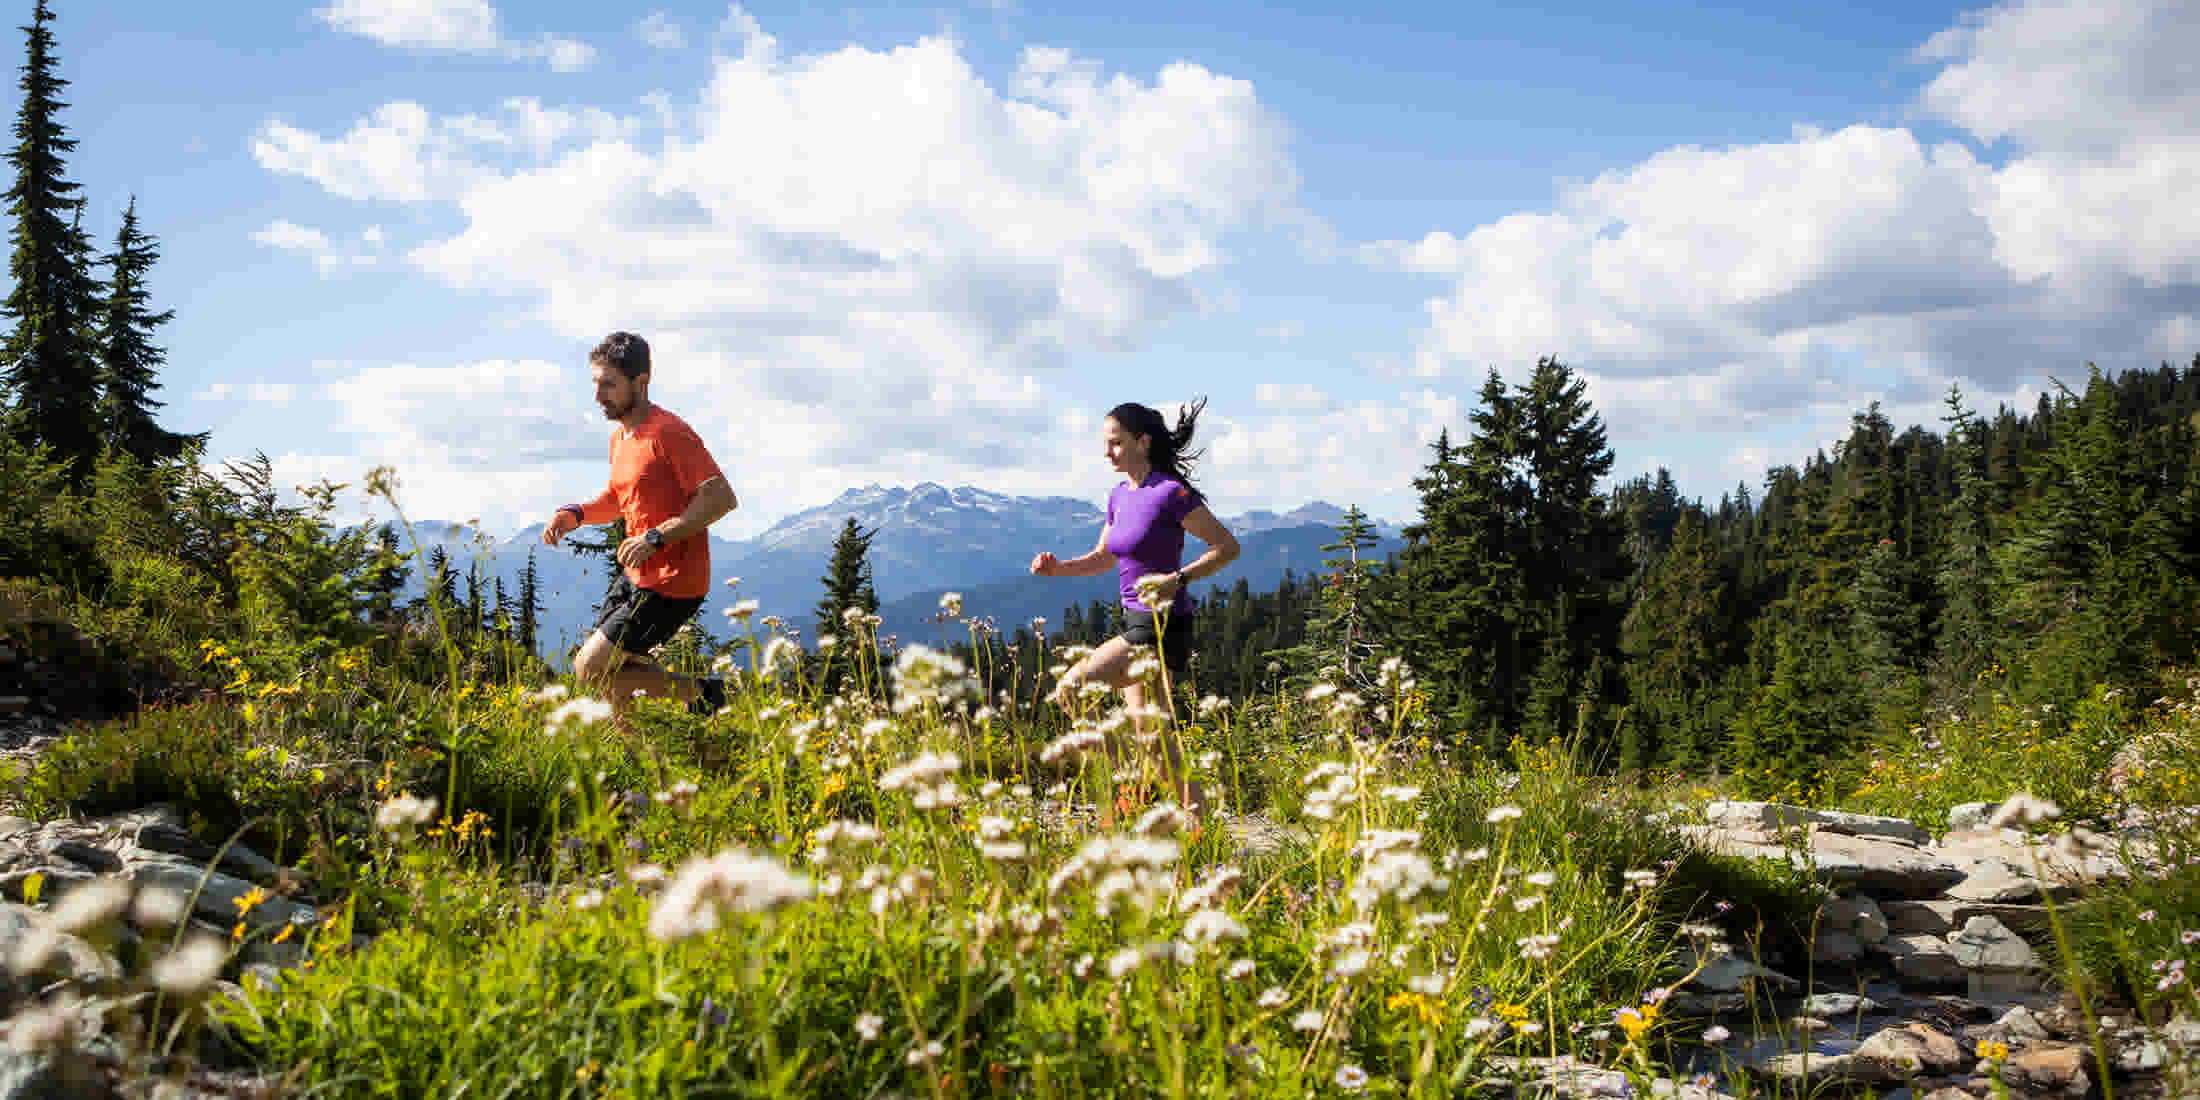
[574,631,700,724]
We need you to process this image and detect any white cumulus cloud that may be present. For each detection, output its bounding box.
[316,0,595,71]
[1375,0,2200,449]
[636,11,685,50]
[260,23,1296,529]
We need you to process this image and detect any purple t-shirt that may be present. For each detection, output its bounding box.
[1106,472,1200,613]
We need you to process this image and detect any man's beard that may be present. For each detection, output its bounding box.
[600,396,634,420]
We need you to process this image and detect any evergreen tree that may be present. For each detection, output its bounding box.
[1619,509,1728,769]
[360,522,408,627]
[518,549,543,656]
[1,0,100,475]
[94,197,195,462]
[1298,504,1383,682]
[812,518,878,696]
[420,545,459,626]
[1932,386,1996,690]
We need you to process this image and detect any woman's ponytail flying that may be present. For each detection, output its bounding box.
[1109,397,1206,501]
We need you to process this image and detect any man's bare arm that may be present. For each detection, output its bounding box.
[655,476,737,544]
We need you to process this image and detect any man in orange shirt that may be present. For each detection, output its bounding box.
[541,331,737,720]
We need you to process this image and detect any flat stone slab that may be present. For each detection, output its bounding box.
[1687,947,1799,995]
[126,861,316,933]
[1802,833,1968,899]
[1705,801,1931,846]
[1883,933,1965,987]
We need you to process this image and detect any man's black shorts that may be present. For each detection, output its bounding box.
[594,574,705,657]
[1119,608,1195,679]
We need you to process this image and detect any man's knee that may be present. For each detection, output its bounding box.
[573,635,625,683]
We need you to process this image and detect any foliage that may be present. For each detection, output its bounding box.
[1,0,100,478]
[813,517,880,697]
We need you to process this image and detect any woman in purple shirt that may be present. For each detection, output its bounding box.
[1030,400,1240,817]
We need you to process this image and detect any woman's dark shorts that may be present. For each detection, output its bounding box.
[594,574,704,657]
[1119,609,1195,679]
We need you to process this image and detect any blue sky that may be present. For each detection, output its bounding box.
[46,0,2200,536]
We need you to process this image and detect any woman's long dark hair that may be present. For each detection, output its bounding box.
[1109,397,1207,500]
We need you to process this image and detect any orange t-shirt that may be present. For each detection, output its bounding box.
[600,406,723,599]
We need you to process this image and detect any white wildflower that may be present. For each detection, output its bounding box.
[148,934,228,996]
[1183,909,1249,944]
[1988,793,2062,827]
[47,878,131,935]
[646,849,812,942]
[375,793,440,833]
[544,697,614,731]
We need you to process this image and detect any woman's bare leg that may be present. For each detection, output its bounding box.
[1055,637,1205,821]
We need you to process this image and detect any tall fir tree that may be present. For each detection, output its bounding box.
[813,518,879,696]
[518,549,543,657]
[1299,504,1383,682]
[1618,508,1728,769]
[94,197,195,462]
[1,0,100,475]
[1932,386,1996,691]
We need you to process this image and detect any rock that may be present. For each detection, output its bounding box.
[1812,929,1865,964]
[1800,993,1881,1018]
[2163,1013,2200,1046]
[1884,934,1965,987]
[2116,1036,2164,1072]
[129,823,214,864]
[1820,895,1890,944]
[1750,1051,1860,1084]
[1937,830,2118,897]
[1966,971,2047,1002]
[1947,916,2040,973]
[2000,1043,2088,1098]
[1802,833,1968,899]
[125,863,316,933]
[1919,1089,1980,1100]
[1853,1026,1937,1080]
[1667,992,1748,1016]
[1881,899,1955,936]
[1704,801,1931,845]
[0,867,91,904]
[1687,948,1799,995]
[0,817,31,840]
[1943,858,2041,904]
[1879,899,2048,939]
[1982,1004,2052,1042]
[0,1047,107,1099]
[0,903,120,990]
[49,843,119,874]
[1897,1022,1968,1072]
[1947,802,1998,832]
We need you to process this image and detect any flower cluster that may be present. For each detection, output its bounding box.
[646,849,812,942]
[879,751,963,811]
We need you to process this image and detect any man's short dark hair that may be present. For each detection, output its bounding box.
[591,331,651,379]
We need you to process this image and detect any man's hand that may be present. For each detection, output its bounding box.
[616,532,661,569]
[1030,551,1059,577]
[542,509,580,547]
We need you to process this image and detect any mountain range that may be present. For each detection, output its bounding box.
[392,486,1402,662]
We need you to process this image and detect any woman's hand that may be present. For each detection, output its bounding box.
[1030,551,1059,577]
[1136,571,1182,606]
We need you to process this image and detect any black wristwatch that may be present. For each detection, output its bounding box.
[644,528,666,551]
